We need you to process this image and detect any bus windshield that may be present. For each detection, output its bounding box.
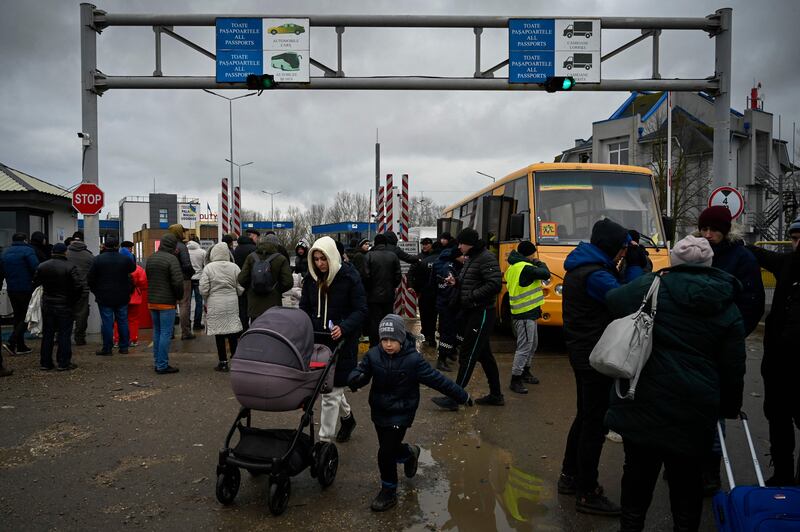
[534,170,664,247]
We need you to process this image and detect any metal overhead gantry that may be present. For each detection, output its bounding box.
[79,4,733,255]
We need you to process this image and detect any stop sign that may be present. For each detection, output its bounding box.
[72,183,104,215]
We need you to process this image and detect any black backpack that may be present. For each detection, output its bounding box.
[250,252,279,295]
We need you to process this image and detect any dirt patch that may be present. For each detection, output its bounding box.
[0,422,92,468]
[112,389,162,402]
[92,454,186,487]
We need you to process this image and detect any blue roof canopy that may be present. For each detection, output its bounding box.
[312,221,376,234]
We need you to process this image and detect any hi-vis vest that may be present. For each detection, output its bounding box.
[504,261,545,315]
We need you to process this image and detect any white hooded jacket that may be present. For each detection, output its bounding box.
[307,236,341,329]
[199,242,244,336]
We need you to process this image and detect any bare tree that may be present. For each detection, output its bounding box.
[324,191,371,223]
[409,195,446,227]
[241,208,264,222]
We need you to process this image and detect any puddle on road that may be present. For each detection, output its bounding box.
[409,431,559,532]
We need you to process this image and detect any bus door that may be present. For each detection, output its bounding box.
[437,217,463,239]
[482,195,516,259]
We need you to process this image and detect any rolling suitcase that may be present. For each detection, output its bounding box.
[713,412,800,531]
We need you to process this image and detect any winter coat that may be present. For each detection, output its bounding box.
[348,332,469,427]
[384,232,419,264]
[747,245,800,378]
[65,241,93,293]
[167,224,194,280]
[300,236,368,387]
[200,242,244,336]
[562,241,644,370]
[456,241,502,309]
[187,241,206,281]
[506,250,551,320]
[409,248,440,294]
[234,236,257,268]
[434,247,462,312]
[145,234,184,306]
[0,242,38,293]
[707,233,765,336]
[363,244,402,303]
[129,265,147,306]
[29,232,51,264]
[87,248,136,307]
[605,266,746,457]
[238,240,293,319]
[32,255,85,315]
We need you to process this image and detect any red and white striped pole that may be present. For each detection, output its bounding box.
[232,186,242,236]
[377,185,385,234]
[400,174,409,242]
[220,178,230,235]
[385,174,394,234]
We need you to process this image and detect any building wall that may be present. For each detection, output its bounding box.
[149,194,177,229]
[120,200,149,243]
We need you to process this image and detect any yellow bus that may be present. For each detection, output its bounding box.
[439,163,672,328]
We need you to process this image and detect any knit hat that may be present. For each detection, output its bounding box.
[52,243,68,255]
[439,232,453,242]
[787,217,800,235]
[457,228,479,246]
[517,240,537,257]
[378,314,406,344]
[698,206,732,235]
[72,231,84,241]
[421,237,433,246]
[221,234,234,245]
[590,219,629,259]
[374,233,388,245]
[358,238,370,248]
[670,235,713,267]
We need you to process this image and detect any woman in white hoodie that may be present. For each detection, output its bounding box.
[199,242,244,371]
[300,236,368,443]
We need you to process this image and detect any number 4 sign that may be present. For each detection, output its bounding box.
[708,186,744,220]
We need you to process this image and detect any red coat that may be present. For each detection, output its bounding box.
[129,265,147,306]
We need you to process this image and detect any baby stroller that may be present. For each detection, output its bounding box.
[215,307,341,515]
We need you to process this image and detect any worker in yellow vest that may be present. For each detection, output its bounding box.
[504,241,550,394]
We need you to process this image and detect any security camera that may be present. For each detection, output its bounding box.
[77,132,92,146]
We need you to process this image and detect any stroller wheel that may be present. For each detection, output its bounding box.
[215,467,241,505]
[309,441,324,478]
[268,475,291,516]
[316,442,339,488]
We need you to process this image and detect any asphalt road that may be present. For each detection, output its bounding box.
[0,325,771,531]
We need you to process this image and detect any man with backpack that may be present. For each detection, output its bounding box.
[237,234,293,324]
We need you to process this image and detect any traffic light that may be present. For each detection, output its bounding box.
[543,76,575,93]
[246,74,276,91]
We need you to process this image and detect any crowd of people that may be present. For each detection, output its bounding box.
[1,208,798,523]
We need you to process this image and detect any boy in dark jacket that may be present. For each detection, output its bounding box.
[349,314,471,512]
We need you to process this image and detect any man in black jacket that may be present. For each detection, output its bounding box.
[33,243,85,370]
[748,217,800,486]
[414,238,440,347]
[87,237,136,356]
[364,233,402,347]
[234,229,258,332]
[432,228,503,410]
[385,231,419,265]
[65,232,93,345]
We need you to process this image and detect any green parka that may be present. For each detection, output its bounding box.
[237,240,293,319]
[604,265,746,457]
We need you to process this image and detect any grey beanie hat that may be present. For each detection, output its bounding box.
[378,314,406,344]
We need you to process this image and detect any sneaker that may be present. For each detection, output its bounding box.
[129,341,138,347]
[118,348,129,355]
[40,365,55,371]
[0,367,12,377]
[436,359,452,372]
[181,334,196,340]
[15,345,32,355]
[576,487,621,516]
[404,445,421,478]
[214,362,229,372]
[155,366,179,375]
[95,350,112,357]
[431,396,459,411]
[557,473,577,495]
[113,343,119,348]
[475,394,505,406]
[57,363,78,372]
[510,375,528,395]
[336,413,357,443]
[370,488,398,512]
[605,430,623,443]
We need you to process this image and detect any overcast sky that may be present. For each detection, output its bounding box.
[1,0,798,220]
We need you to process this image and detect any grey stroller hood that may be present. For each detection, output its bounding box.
[231,307,335,412]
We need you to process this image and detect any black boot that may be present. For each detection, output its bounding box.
[576,486,621,516]
[336,413,356,442]
[370,487,398,512]
[522,366,540,384]
[510,375,528,394]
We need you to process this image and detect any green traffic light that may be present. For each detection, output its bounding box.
[562,77,575,90]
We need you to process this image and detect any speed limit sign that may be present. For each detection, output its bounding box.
[708,186,744,220]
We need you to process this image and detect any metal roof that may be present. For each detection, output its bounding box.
[0,163,72,199]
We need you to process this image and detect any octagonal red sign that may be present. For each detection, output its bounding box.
[72,183,104,215]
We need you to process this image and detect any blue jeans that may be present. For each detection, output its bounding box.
[98,304,129,351]
[191,280,203,328]
[151,309,176,370]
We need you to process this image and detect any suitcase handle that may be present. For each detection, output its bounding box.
[718,411,765,491]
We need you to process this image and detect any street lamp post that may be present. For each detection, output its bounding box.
[261,190,282,230]
[203,89,255,219]
[476,170,497,182]
[225,159,253,193]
